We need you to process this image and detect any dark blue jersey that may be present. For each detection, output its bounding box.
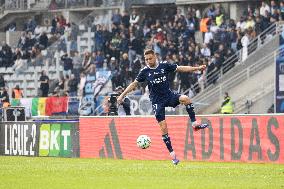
[136,61,178,103]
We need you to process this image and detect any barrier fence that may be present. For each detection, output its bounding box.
[0,115,283,163]
[79,115,284,163]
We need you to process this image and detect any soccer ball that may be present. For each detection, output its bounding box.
[136,135,151,149]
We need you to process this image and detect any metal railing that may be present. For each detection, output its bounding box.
[183,22,280,97]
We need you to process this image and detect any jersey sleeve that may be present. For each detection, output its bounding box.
[164,62,178,73]
[135,69,146,82]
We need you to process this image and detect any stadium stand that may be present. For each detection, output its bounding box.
[0,0,282,116]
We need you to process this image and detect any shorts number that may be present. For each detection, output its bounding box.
[152,104,158,114]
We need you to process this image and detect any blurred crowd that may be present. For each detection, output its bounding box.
[0,0,283,100]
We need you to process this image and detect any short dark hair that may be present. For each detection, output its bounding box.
[144,49,155,56]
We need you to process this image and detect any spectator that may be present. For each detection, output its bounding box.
[2,42,13,67]
[12,85,23,99]
[119,32,129,54]
[122,10,130,28]
[270,8,280,23]
[54,75,65,94]
[260,1,270,17]
[78,72,86,97]
[112,9,122,26]
[245,16,255,30]
[39,70,49,97]
[94,24,104,51]
[207,4,215,18]
[115,86,131,115]
[206,57,217,86]
[71,51,81,77]
[51,15,58,34]
[130,10,139,26]
[262,10,271,29]
[82,51,92,73]
[221,92,233,114]
[39,32,49,49]
[241,30,250,62]
[68,74,78,97]
[0,74,5,88]
[236,16,246,32]
[200,16,210,39]
[201,43,211,58]
[110,57,118,90]
[95,50,104,69]
[120,53,132,86]
[7,22,16,32]
[25,18,37,33]
[204,27,213,44]
[0,87,9,108]
[34,25,42,37]
[12,48,26,73]
[270,0,278,13]
[280,1,284,20]
[61,53,73,79]
[131,54,141,81]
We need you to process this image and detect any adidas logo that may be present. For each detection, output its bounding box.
[99,119,123,159]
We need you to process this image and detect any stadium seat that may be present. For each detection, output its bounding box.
[84,82,94,93]
[79,25,85,31]
[27,82,34,88]
[5,67,13,73]
[47,26,52,33]
[49,65,56,71]
[35,66,42,73]
[83,94,94,103]
[3,74,10,80]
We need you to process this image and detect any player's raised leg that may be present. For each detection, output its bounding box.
[179,95,209,131]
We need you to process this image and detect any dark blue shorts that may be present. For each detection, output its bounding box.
[152,92,181,122]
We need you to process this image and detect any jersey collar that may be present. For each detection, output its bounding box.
[147,61,159,69]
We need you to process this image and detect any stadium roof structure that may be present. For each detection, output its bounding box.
[130,0,175,5]
[176,0,255,4]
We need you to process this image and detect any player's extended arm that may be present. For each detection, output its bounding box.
[176,65,207,72]
[117,80,139,104]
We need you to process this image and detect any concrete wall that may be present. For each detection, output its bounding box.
[200,62,274,114]
[243,91,274,114]
[0,32,6,43]
[193,35,279,114]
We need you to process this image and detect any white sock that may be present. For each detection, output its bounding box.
[192,121,198,127]
[170,151,176,159]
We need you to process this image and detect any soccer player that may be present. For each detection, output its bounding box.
[117,49,209,165]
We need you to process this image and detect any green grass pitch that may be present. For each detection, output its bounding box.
[0,156,284,189]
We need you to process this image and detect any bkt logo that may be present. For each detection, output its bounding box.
[39,123,72,157]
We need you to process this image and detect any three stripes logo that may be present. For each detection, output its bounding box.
[99,119,123,159]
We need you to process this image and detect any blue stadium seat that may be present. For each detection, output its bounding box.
[83,94,94,103]
[84,82,94,93]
